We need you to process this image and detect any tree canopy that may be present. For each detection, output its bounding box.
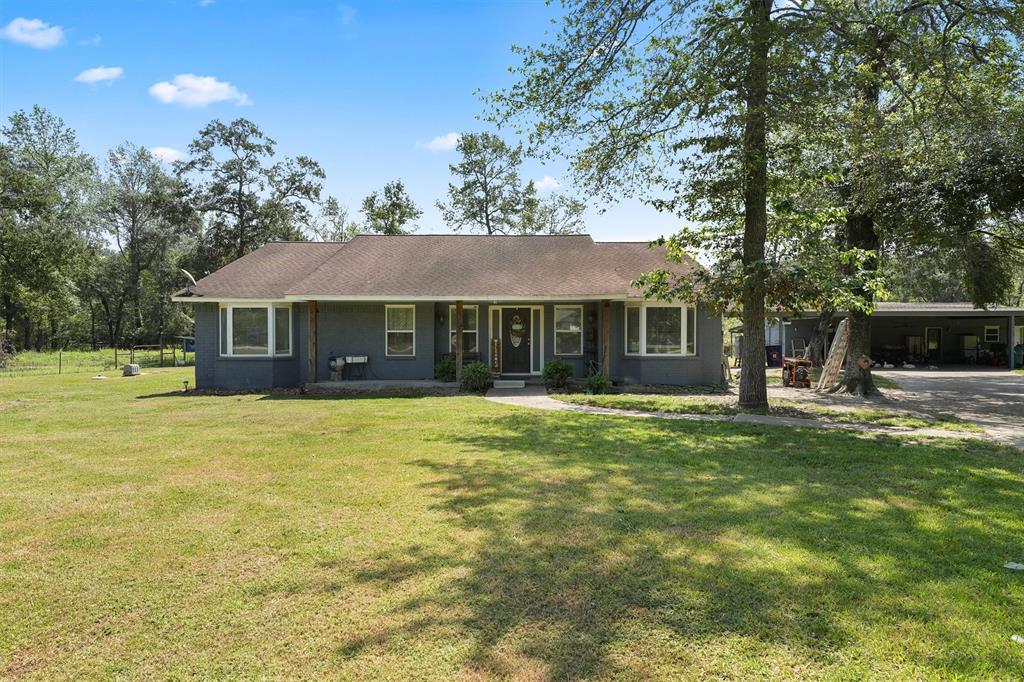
[176,118,325,275]
[360,179,422,235]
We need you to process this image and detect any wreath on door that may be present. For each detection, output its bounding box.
[510,315,525,348]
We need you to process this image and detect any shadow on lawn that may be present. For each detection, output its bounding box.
[338,412,1024,678]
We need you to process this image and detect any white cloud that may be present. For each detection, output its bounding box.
[534,175,561,192]
[148,74,251,108]
[1,17,65,49]
[417,132,460,152]
[79,34,102,46]
[199,0,215,5]
[74,66,123,84]
[150,147,185,164]
[338,3,356,25]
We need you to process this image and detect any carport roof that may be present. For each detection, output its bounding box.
[780,302,1024,319]
[868,302,1024,317]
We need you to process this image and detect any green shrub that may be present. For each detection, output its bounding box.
[542,360,574,388]
[434,358,456,382]
[460,361,492,392]
[586,372,609,394]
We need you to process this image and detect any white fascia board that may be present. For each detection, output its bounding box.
[170,297,289,304]
[282,294,631,302]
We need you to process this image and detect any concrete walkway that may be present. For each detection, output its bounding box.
[484,385,994,443]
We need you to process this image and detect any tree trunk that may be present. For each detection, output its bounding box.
[835,35,885,397]
[2,294,15,344]
[737,0,771,412]
[837,211,878,395]
[89,301,98,350]
[806,308,833,366]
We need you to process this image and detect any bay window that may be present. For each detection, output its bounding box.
[625,303,697,356]
[219,304,291,357]
[386,305,416,356]
[554,305,583,355]
[449,305,479,353]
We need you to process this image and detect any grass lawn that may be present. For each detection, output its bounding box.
[2,369,1023,679]
[553,393,980,432]
[1,349,192,378]
[760,367,902,390]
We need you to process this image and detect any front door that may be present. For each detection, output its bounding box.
[502,308,531,373]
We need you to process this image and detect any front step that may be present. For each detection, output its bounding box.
[493,379,526,389]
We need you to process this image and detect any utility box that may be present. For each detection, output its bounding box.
[122,364,140,377]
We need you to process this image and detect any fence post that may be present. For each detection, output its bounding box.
[114,346,118,368]
[58,350,62,375]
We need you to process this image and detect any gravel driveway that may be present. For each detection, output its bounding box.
[874,368,1024,447]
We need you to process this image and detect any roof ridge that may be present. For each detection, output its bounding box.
[348,233,595,238]
[267,240,352,244]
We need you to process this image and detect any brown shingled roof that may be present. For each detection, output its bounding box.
[176,234,697,301]
[176,241,345,299]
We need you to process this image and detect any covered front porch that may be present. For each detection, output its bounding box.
[303,299,613,384]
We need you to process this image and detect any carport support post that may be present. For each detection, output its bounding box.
[308,301,318,383]
[1011,315,1016,370]
[601,299,610,378]
[455,300,464,383]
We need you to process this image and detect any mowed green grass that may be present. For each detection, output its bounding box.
[1,349,192,378]
[2,369,1023,679]
[760,367,902,390]
[553,393,981,432]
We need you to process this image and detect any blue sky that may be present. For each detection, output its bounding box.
[1,0,681,241]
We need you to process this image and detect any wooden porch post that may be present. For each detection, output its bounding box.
[307,301,318,383]
[601,299,610,378]
[455,300,464,383]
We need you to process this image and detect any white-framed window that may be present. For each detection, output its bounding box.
[984,325,1000,343]
[448,305,479,353]
[1016,325,1023,346]
[686,306,696,355]
[554,305,584,356]
[625,303,697,356]
[219,304,291,357]
[385,305,416,357]
[626,306,641,354]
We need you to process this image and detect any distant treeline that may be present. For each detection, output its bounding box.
[0,107,588,353]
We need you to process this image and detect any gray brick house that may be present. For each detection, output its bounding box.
[172,234,723,390]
